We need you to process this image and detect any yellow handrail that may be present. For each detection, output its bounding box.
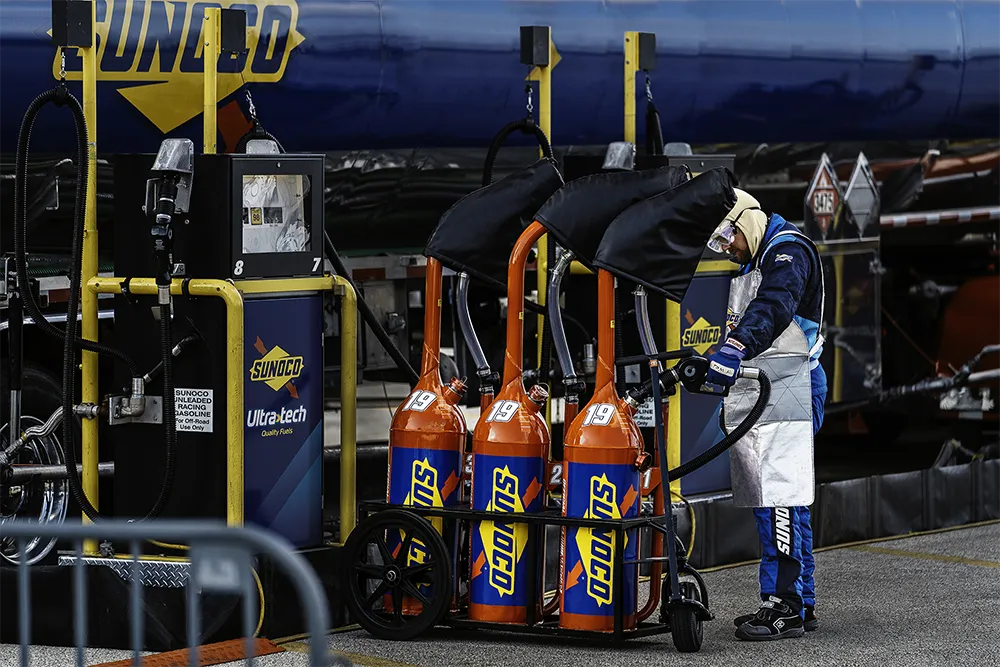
[333,277,358,542]
[80,0,100,556]
[87,277,245,525]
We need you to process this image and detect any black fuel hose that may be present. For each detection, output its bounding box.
[645,98,665,156]
[482,118,554,187]
[14,88,140,377]
[154,302,177,519]
[666,372,771,481]
[614,284,627,395]
[14,85,173,521]
[538,241,554,390]
[324,232,420,386]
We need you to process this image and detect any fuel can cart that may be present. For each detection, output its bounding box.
[341,169,771,652]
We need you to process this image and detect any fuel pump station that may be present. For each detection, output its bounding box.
[1,3,358,649]
[107,143,330,548]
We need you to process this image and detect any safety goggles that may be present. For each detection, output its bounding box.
[707,206,764,257]
[707,220,736,254]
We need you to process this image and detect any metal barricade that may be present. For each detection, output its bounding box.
[1,519,351,667]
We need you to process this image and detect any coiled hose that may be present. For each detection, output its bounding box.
[665,372,771,481]
[14,88,140,378]
[14,86,174,522]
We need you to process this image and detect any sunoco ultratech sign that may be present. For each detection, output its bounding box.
[243,295,323,548]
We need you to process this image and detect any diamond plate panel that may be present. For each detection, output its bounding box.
[59,554,191,588]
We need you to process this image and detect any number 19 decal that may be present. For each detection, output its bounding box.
[402,390,436,412]
[582,403,616,426]
[485,400,519,423]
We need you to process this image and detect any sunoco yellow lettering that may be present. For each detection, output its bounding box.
[250,356,304,383]
[404,459,442,566]
[682,316,722,355]
[488,467,520,597]
[50,1,306,134]
[585,475,616,606]
[410,460,439,508]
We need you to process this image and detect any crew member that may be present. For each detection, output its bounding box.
[704,188,827,641]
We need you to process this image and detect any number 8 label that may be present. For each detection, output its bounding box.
[582,403,615,427]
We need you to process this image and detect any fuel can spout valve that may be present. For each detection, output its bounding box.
[444,377,469,405]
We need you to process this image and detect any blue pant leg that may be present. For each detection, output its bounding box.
[755,507,803,614]
[798,506,815,610]
[799,363,827,613]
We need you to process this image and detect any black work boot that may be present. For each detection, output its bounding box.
[803,605,818,631]
[734,596,804,641]
[734,603,818,631]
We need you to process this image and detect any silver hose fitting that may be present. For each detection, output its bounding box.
[0,406,64,468]
[72,403,101,419]
[116,377,147,418]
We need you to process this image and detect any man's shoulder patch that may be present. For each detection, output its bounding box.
[774,253,794,263]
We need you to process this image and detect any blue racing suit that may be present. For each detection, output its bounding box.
[728,213,827,615]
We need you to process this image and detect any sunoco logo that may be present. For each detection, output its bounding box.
[401,459,442,567]
[50,1,305,134]
[479,467,526,598]
[682,312,722,356]
[250,336,302,396]
[575,474,620,607]
[408,460,443,509]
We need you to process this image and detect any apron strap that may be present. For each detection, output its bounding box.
[757,230,827,355]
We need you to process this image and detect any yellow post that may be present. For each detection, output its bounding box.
[88,278,245,526]
[80,1,100,555]
[334,277,358,542]
[203,7,220,154]
[527,29,556,428]
[665,299,682,497]
[832,253,844,402]
[626,30,683,495]
[624,31,640,144]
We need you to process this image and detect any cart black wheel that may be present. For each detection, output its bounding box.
[670,581,704,653]
[341,509,452,640]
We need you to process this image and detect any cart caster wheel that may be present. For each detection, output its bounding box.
[670,581,704,653]
[342,509,452,640]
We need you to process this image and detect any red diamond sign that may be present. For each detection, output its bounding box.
[805,154,841,240]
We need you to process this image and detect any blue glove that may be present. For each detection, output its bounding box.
[705,340,747,388]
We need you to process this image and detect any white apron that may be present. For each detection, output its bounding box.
[723,230,825,508]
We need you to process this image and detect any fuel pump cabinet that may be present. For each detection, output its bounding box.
[110,151,328,550]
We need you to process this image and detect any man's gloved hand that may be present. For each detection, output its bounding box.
[705,339,747,388]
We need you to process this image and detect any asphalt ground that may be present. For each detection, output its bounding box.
[2,521,997,667]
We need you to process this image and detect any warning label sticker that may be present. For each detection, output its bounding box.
[633,398,662,429]
[634,399,654,428]
[175,388,214,433]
